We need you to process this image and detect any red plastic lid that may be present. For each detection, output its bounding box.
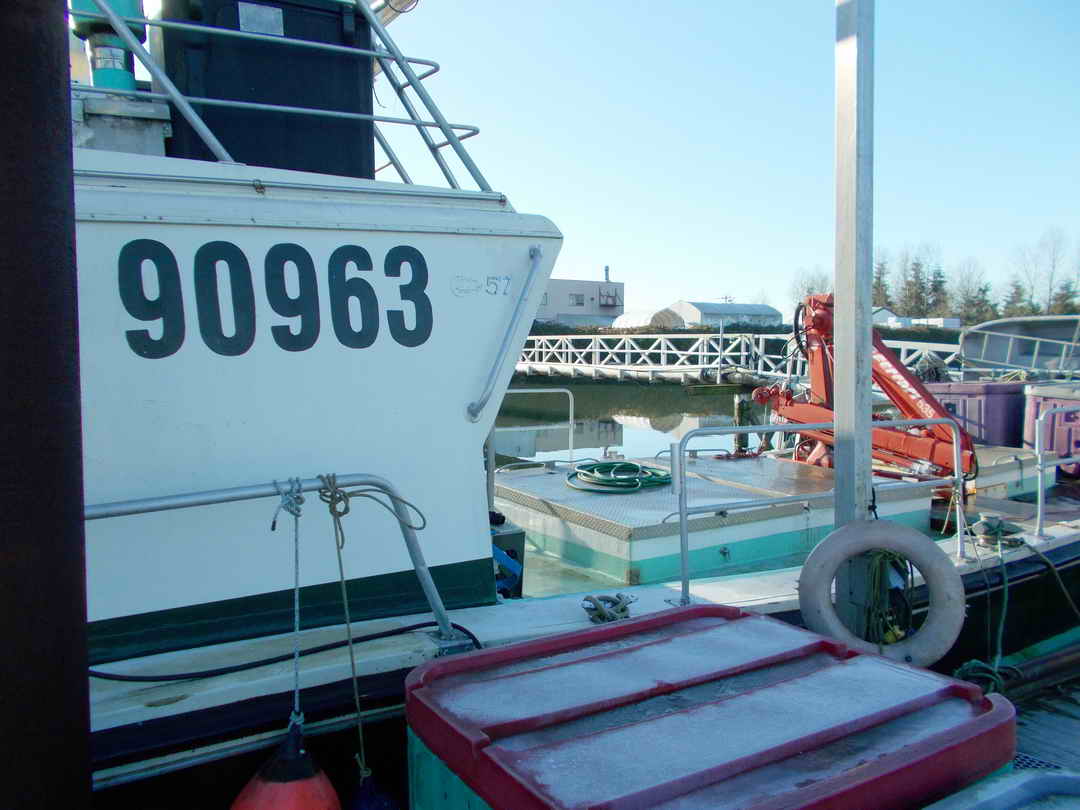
[406,606,1015,809]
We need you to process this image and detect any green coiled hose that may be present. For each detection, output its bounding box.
[565,461,672,494]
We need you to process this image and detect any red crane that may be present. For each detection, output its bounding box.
[753,294,975,478]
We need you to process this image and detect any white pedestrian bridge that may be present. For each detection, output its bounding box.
[517,332,961,384]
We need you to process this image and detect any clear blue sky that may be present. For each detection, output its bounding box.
[383,1,1079,314]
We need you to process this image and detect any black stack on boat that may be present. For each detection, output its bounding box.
[154,0,375,178]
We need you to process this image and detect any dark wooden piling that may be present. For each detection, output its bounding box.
[0,0,90,803]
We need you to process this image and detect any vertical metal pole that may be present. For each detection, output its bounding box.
[1036,411,1047,538]
[833,0,875,632]
[951,423,968,559]
[2,0,90,802]
[833,0,875,526]
[674,441,690,605]
[485,430,495,513]
[567,391,575,462]
[734,392,749,453]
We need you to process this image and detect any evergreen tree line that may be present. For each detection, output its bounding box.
[790,228,1080,326]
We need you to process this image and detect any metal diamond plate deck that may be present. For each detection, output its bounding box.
[495,457,929,541]
[496,465,743,531]
[657,455,837,497]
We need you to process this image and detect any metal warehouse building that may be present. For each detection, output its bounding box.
[664,301,783,328]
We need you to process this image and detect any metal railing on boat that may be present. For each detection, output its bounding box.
[486,386,576,510]
[84,473,458,641]
[467,246,545,422]
[69,0,490,190]
[963,323,1080,379]
[669,417,970,606]
[1035,405,1080,538]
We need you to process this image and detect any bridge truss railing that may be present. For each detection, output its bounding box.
[519,333,963,382]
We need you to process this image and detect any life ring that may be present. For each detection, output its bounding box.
[798,520,965,666]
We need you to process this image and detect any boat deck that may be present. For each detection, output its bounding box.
[494,455,931,586]
[91,467,1080,788]
[497,456,917,535]
[498,463,769,537]
[91,518,1080,788]
[660,452,839,496]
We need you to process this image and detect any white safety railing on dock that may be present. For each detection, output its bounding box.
[485,387,575,510]
[69,0,491,190]
[520,333,726,373]
[668,418,970,606]
[1035,405,1080,538]
[885,341,962,375]
[518,333,963,383]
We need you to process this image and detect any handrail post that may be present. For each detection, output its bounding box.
[1036,409,1048,538]
[1031,404,1080,538]
[568,390,575,462]
[950,421,967,559]
[670,416,977,601]
[500,387,575,461]
[485,429,495,513]
[673,440,690,605]
[380,478,455,640]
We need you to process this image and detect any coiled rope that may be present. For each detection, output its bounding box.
[565,461,672,494]
[582,593,637,623]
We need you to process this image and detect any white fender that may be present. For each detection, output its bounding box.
[798,520,965,667]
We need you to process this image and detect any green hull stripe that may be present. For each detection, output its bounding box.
[88,557,495,665]
[527,532,628,582]
[526,510,929,586]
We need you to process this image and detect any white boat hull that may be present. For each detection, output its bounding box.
[74,149,562,661]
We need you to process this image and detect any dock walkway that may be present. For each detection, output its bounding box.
[517,332,961,383]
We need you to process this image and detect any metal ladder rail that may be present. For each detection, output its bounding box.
[353,0,493,192]
[75,1,485,188]
[74,83,480,137]
[85,473,459,641]
[359,21,482,186]
[368,50,461,188]
[373,124,413,183]
[71,8,443,76]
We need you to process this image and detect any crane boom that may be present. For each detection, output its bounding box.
[754,294,974,477]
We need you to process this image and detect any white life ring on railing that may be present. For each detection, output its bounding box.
[798,520,965,667]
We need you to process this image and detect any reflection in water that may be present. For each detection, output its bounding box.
[492,419,622,457]
[496,379,765,460]
[613,413,736,440]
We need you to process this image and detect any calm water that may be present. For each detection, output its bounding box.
[495,378,771,462]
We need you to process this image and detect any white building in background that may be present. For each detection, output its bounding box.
[612,309,687,329]
[878,313,962,330]
[534,269,624,327]
[912,317,961,329]
[666,300,782,328]
[872,307,899,324]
